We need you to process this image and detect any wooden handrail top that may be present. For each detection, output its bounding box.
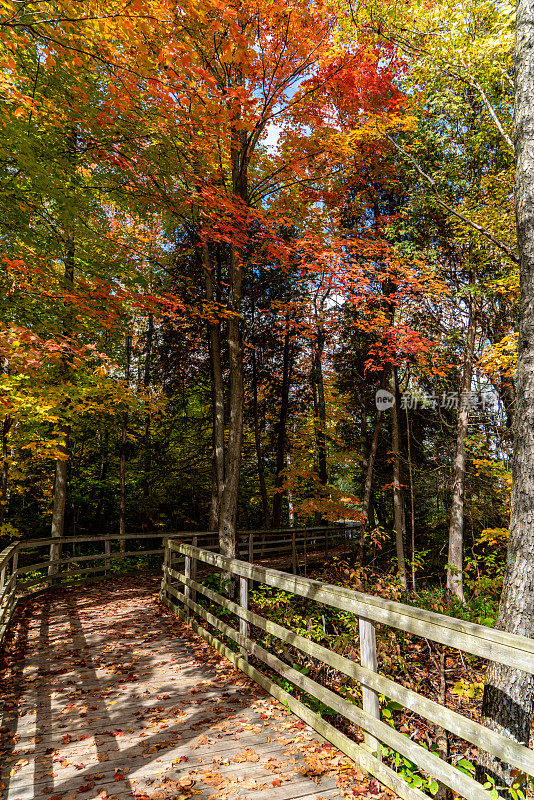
[171,542,534,671]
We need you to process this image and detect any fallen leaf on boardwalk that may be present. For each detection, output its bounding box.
[200,771,224,787]
[272,779,282,787]
[232,748,259,762]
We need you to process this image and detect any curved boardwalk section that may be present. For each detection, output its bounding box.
[0,579,372,800]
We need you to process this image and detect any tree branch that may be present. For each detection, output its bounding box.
[383,131,519,263]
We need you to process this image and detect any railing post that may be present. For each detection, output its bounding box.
[248,531,253,563]
[184,551,191,607]
[9,551,17,610]
[104,536,111,575]
[359,616,382,760]
[48,537,62,581]
[190,535,197,603]
[239,575,249,661]
[160,538,169,602]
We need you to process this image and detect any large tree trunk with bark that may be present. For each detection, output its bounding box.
[391,369,407,588]
[446,301,476,603]
[477,6,534,788]
[217,95,248,561]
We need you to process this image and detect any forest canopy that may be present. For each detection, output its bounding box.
[0,0,517,601]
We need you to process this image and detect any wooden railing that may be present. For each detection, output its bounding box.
[160,540,534,800]
[0,525,345,647]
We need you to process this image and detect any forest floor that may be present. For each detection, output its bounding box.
[0,577,392,800]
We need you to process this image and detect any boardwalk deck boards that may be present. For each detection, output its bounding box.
[0,579,363,800]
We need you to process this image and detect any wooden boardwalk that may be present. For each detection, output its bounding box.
[0,579,371,800]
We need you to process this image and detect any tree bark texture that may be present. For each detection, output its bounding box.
[477,5,534,788]
[218,109,247,561]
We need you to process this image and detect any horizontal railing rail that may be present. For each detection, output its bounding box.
[160,541,534,800]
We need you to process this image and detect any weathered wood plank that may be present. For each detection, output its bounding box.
[359,616,381,760]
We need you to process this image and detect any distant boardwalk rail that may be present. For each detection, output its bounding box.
[1,528,533,800]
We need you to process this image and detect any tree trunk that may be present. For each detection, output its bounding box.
[142,312,154,511]
[446,301,476,603]
[49,427,69,576]
[49,137,76,572]
[251,303,269,529]
[311,324,328,487]
[477,6,534,788]
[218,243,244,560]
[218,95,247,562]
[95,427,109,530]
[0,415,12,526]
[405,407,416,593]
[119,333,131,551]
[272,325,294,529]
[391,369,407,588]
[360,371,388,561]
[203,244,225,532]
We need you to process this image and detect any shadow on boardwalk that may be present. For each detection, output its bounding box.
[0,578,368,800]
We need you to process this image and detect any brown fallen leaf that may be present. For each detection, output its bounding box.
[232,748,260,763]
